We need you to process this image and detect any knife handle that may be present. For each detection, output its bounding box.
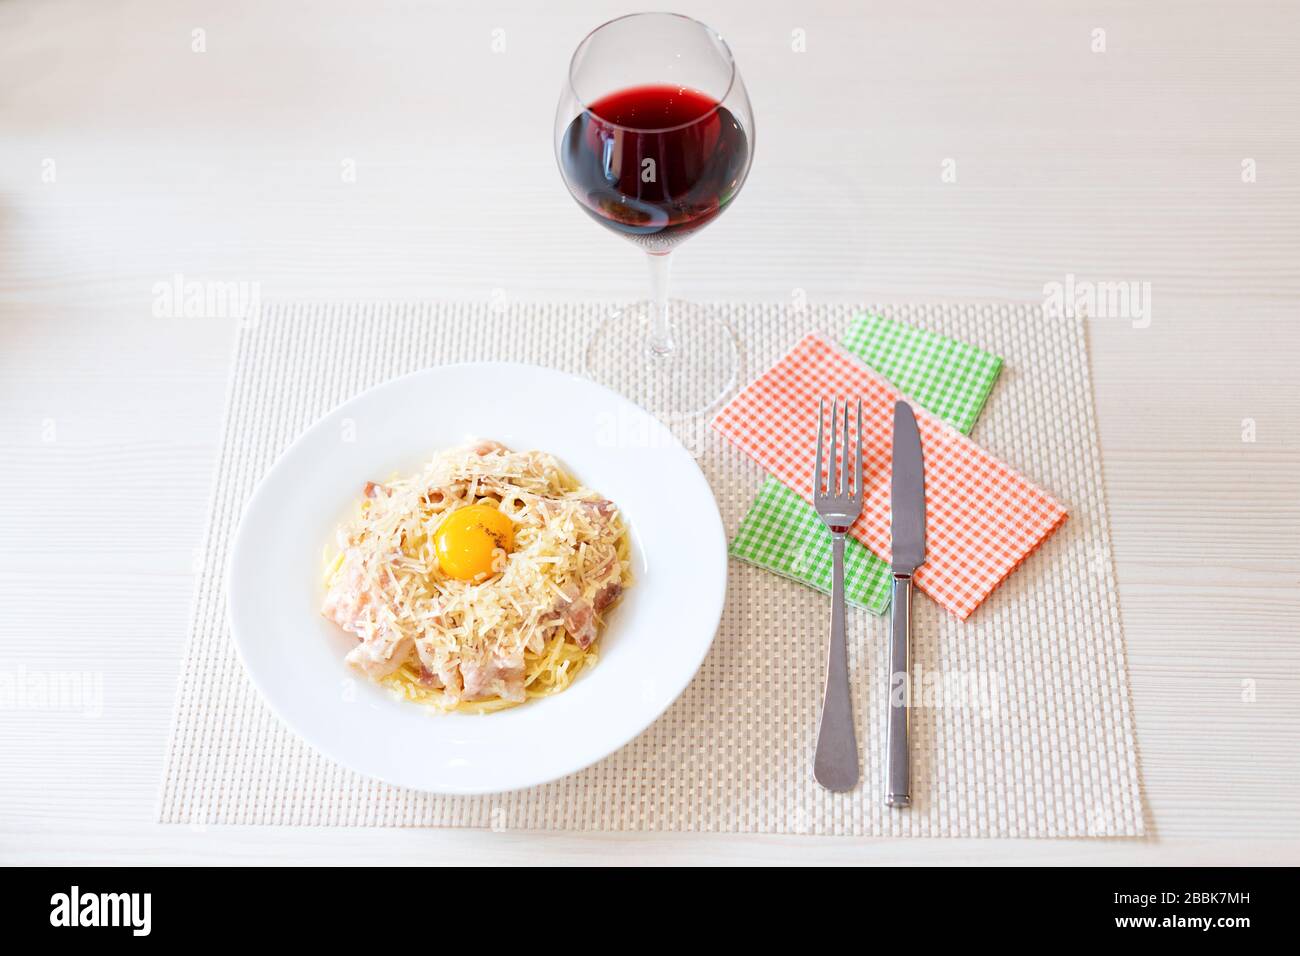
[885,573,912,807]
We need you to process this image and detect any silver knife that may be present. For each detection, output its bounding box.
[886,400,926,808]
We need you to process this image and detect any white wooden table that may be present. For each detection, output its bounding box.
[2,0,1297,865]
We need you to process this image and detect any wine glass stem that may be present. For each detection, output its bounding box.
[645,250,674,357]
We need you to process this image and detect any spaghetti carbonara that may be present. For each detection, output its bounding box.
[321,440,632,713]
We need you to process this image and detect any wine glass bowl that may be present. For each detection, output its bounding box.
[557,83,750,254]
[554,13,755,417]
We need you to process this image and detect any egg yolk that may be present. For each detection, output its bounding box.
[433,504,515,581]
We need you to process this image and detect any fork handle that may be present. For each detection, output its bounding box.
[814,535,859,791]
[885,573,912,807]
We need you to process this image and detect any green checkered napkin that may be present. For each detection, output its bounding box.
[730,312,1004,613]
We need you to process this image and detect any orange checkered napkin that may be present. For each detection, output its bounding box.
[711,334,1068,619]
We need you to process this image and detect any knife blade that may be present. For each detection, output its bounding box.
[890,401,926,574]
[886,400,926,808]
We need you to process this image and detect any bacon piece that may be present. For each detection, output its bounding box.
[554,584,598,650]
[323,549,414,678]
[438,662,463,695]
[583,544,623,614]
[421,486,458,513]
[581,498,616,517]
[459,652,526,702]
[322,551,371,630]
[564,601,597,649]
[531,496,618,529]
[595,581,623,613]
[344,632,414,678]
[414,637,463,695]
[364,481,392,498]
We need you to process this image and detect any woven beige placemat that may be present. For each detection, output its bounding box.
[159,300,1144,835]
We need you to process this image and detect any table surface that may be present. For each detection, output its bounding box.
[2,0,1297,866]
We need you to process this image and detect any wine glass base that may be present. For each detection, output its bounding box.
[583,300,740,419]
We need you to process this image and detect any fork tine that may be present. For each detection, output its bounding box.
[853,399,863,500]
[814,398,825,498]
[829,398,839,496]
[841,399,851,495]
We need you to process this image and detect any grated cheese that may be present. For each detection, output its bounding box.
[321,441,632,713]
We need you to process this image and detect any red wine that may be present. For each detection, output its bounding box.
[559,84,750,250]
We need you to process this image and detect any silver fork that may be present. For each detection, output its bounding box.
[812,398,864,791]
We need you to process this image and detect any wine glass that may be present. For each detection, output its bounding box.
[554,12,754,418]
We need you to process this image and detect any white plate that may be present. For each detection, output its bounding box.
[228,362,727,794]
